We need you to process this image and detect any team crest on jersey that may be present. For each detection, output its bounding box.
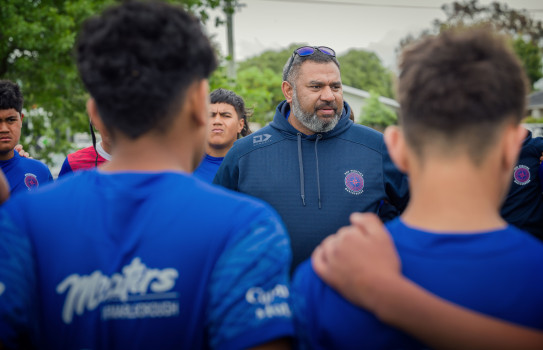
[344,170,364,195]
[24,173,39,190]
[513,165,531,185]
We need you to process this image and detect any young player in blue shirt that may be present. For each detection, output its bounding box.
[292,28,543,349]
[194,89,251,183]
[0,2,292,349]
[0,80,52,194]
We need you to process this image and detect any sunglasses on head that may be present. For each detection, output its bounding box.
[284,46,336,81]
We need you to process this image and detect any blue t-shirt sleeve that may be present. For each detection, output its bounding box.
[206,208,294,349]
[291,261,319,350]
[58,157,73,178]
[45,168,53,184]
[0,203,39,348]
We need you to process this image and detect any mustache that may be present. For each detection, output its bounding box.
[315,102,338,111]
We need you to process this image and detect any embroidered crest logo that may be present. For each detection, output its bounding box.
[345,170,364,195]
[24,173,39,190]
[513,165,531,186]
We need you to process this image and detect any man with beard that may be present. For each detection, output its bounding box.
[214,46,409,270]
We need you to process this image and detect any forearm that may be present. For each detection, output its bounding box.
[373,276,543,350]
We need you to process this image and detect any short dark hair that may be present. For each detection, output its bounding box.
[0,80,23,114]
[76,1,217,139]
[282,50,340,83]
[398,28,528,164]
[210,88,252,137]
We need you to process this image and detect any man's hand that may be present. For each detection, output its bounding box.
[312,213,401,311]
[14,144,31,158]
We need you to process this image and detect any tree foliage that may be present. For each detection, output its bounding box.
[512,38,543,86]
[338,49,394,98]
[1,0,115,163]
[359,92,397,132]
[397,0,543,89]
[237,43,302,75]
[0,0,236,164]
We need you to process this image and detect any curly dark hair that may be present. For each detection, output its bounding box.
[210,88,252,137]
[398,28,528,164]
[0,80,23,113]
[76,1,217,139]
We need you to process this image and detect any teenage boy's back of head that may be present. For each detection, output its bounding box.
[76,1,216,140]
[0,2,293,349]
[397,28,526,164]
[292,29,543,349]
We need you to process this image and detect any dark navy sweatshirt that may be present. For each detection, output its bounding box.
[214,101,409,269]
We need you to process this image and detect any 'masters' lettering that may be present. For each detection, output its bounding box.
[56,257,179,324]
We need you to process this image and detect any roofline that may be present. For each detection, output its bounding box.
[342,85,400,108]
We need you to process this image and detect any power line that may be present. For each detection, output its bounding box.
[260,0,543,12]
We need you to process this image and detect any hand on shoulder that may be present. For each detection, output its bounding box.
[312,213,401,311]
[14,144,31,159]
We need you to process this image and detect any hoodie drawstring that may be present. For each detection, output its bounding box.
[297,133,306,206]
[315,134,322,209]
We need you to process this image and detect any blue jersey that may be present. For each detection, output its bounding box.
[0,170,293,349]
[0,152,53,195]
[292,218,543,349]
[194,154,224,183]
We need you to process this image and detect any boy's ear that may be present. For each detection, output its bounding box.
[384,126,409,173]
[86,98,105,132]
[237,117,245,134]
[282,81,294,103]
[187,79,209,128]
[502,124,526,171]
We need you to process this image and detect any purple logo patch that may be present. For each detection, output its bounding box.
[513,165,530,186]
[24,173,39,190]
[345,170,364,195]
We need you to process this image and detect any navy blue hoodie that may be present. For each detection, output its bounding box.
[214,101,409,269]
[500,130,543,239]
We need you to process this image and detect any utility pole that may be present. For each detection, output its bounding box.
[224,0,245,81]
[226,3,235,80]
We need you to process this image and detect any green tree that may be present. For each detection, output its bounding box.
[397,0,543,89]
[234,67,283,125]
[237,43,303,76]
[1,0,115,163]
[338,49,395,98]
[512,38,543,87]
[359,92,397,132]
[1,0,237,164]
[233,45,301,125]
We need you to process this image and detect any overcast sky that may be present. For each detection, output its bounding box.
[205,0,543,70]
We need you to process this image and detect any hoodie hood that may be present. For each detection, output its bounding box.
[269,100,353,139]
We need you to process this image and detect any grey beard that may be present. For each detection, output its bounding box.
[291,88,340,133]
